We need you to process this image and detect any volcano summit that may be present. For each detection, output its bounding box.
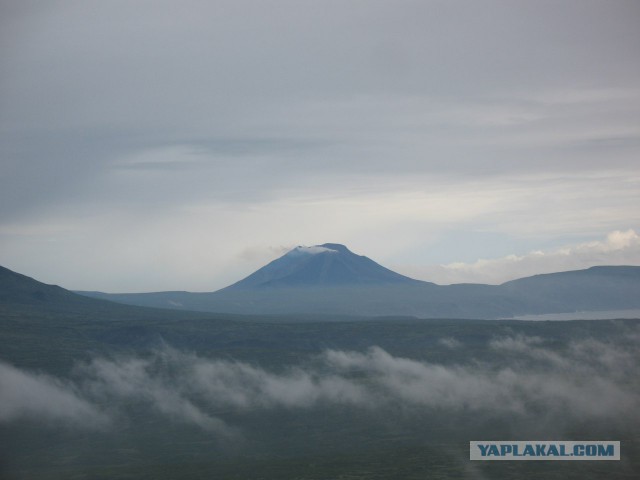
[225,243,425,290]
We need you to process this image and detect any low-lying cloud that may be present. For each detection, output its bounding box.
[0,362,108,428]
[1,333,639,435]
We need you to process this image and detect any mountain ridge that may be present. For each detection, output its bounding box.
[71,239,640,318]
[3,243,640,319]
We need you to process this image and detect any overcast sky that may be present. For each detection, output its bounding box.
[1,0,639,292]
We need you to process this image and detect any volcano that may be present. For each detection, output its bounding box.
[224,243,426,289]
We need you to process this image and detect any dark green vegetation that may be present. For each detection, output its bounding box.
[1,265,639,479]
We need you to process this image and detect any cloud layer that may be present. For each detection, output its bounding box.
[2,332,639,435]
[0,362,107,428]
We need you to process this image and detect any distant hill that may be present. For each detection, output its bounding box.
[0,265,98,308]
[0,265,211,322]
[501,266,640,314]
[72,244,640,319]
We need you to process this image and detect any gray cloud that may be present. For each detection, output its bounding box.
[324,343,640,418]
[2,332,639,434]
[79,348,370,414]
[2,1,639,203]
[1,1,640,289]
[79,354,237,437]
[0,361,107,428]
